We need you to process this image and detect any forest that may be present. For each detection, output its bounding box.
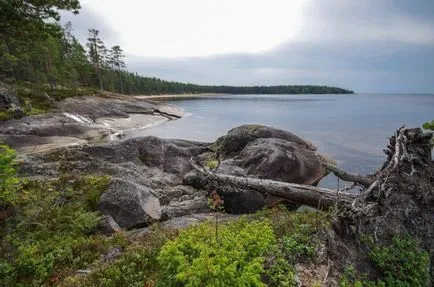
[0,1,353,96]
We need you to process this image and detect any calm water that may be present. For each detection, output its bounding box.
[125,94,433,188]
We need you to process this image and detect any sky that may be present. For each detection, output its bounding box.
[61,0,434,93]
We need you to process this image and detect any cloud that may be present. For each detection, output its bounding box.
[60,2,122,48]
[61,0,434,93]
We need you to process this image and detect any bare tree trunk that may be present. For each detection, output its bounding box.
[190,159,357,210]
[118,68,124,94]
[97,67,103,91]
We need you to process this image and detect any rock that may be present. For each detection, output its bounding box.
[132,213,240,236]
[0,83,21,111]
[21,124,328,226]
[183,170,205,188]
[162,197,210,218]
[99,178,162,229]
[218,124,316,157]
[0,83,25,118]
[0,93,184,153]
[212,126,326,213]
[222,138,326,185]
[97,215,123,235]
[216,187,266,214]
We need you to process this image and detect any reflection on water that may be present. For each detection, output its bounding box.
[125,94,434,188]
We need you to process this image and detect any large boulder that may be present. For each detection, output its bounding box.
[99,178,162,229]
[208,125,326,213]
[221,138,325,185]
[218,124,316,157]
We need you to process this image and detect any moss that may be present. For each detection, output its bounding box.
[0,110,17,121]
[245,124,263,133]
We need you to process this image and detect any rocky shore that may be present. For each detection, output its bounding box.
[1,85,334,230]
[0,90,183,154]
[19,123,328,231]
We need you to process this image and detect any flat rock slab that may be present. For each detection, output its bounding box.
[0,93,183,154]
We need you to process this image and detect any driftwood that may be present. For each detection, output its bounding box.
[190,159,357,210]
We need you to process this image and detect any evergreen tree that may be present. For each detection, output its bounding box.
[109,45,126,94]
[87,29,105,90]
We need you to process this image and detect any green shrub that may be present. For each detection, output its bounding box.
[264,246,297,287]
[0,111,17,121]
[258,206,330,286]
[422,120,434,131]
[0,175,111,286]
[60,227,178,287]
[368,235,429,287]
[157,218,276,287]
[206,160,219,170]
[340,235,430,287]
[0,144,21,207]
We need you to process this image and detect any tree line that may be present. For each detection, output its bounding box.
[0,1,353,95]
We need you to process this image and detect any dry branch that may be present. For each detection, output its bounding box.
[322,162,373,188]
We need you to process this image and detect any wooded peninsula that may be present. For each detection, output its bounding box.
[0,1,352,96]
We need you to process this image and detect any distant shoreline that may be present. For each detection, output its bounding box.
[135,93,224,100]
[135,92,357,101]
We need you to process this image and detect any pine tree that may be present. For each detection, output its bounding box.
[109,45,126,94]
[87,29,105,91]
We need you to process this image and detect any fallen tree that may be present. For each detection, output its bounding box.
[190,158,357,210]
[192,126,432,216]
[191,126,433,282]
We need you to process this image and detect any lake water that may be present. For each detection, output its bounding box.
[125,94,433,188]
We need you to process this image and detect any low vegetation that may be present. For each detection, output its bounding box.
[0,171,110,286]
[0,144,431,286]
[340,235,430,287]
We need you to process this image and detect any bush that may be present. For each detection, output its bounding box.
[157,218,276,287]
[422,120,434,131]
[0,175,111,286]
[0,144,21,207]
[60,226,178,287]
[368,235,429,287]
[259,206,329,287]
[341,235,430,287]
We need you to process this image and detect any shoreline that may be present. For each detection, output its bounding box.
[1,94,185,155]
[134,93,224,100]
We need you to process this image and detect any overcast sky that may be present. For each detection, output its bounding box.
[62,0,434,93]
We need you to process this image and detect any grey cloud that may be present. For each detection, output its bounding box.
[60,3,121,48]
[67,0,434,93]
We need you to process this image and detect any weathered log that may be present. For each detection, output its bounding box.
[190,158,357,210]
[322,162,373,188]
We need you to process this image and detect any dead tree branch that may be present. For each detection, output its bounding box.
[322,162,373,188]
